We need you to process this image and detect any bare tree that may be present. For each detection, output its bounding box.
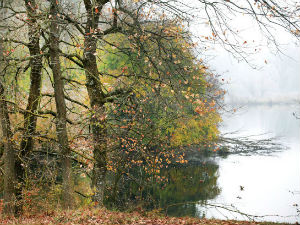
[0,48,16,216]
[13,0,44,214]
[48,0,74,209]
[0,0,16,215]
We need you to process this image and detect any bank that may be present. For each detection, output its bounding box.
[0,208,296,225]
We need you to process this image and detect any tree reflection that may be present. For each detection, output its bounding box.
[105,161,220,218]
[160,162,220,217]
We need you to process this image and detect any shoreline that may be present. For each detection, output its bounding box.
[0,208,297,225]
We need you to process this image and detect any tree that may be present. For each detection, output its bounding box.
[54,0,300,206]
[57,0,221,205]
[1,0,299,216]
[13,0,43,214]
[81,0,111,205]
[0,1,16,215]
[48,0,74,209]
[0,46,16,215]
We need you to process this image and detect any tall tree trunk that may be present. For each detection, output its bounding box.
[49,0,73,209]
[83,0,109,205]
[0,26,16,215]
[15,0,43,214]
[0,1,16,215]
[0,82,16,215]
[19,0,42,156]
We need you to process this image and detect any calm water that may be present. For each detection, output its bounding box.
[160,104,300,223]
[197,104,300,223]
[113,104,300,223]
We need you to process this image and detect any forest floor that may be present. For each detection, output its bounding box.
[0,208,297,225]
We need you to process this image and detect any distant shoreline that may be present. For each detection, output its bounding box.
[225,101,300,107]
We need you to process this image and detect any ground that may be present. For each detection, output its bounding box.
[0,208,296,225]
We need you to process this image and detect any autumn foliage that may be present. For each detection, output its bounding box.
[2,0,298,218]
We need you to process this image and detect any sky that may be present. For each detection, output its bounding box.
[210,42,300,104]
[186,0,300,104]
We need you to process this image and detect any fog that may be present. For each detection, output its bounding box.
[186,0,300,105]
[210,44,300,104]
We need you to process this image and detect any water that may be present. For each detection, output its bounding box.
[196,104,300,223]
[111,104,300,223]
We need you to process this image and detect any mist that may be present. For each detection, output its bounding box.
[186,0,300,105]
[209,43,300,105]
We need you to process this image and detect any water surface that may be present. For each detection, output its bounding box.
[113,104,300,223]
[197,104,300,223]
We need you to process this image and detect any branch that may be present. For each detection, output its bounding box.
[59,51,84,68]
[2,38,29,46]
[96,25,122,38]
[74,190,94,198]
[104,88,132,103]
[70,148,94,162]
[62,77,85,86]
[37,110,75,124]
[0,98,48,118]
[61,14,85,35]
[42,93,89,109]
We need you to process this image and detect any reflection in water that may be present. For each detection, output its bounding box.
[201,105,300,223]
[105,162,221,217]
[221,104,300,141]
[161,163,220,217]
[106,105,299,223]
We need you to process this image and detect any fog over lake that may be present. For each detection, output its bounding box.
[199,105,300,223]
[211,43,300,104]
[197,34,300,222]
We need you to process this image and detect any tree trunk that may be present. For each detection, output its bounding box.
[15,0,43,214]
[0,40,17,217]
[0,1,17,215]
[19,0,43,157]
[83,0,109,205]
[49,0,74,209]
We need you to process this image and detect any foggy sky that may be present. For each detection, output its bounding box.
[210,43,300,104]
[187,0,300,104]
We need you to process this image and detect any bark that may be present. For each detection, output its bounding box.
[15,0,43,214]
[0,34,17,217]
[0,83,16,215]
[49,0,74,209]
[0,1,17,215]
[19,0,42,156]
[83,0,109,205]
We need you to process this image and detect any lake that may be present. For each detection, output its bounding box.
[167,104,300,223]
